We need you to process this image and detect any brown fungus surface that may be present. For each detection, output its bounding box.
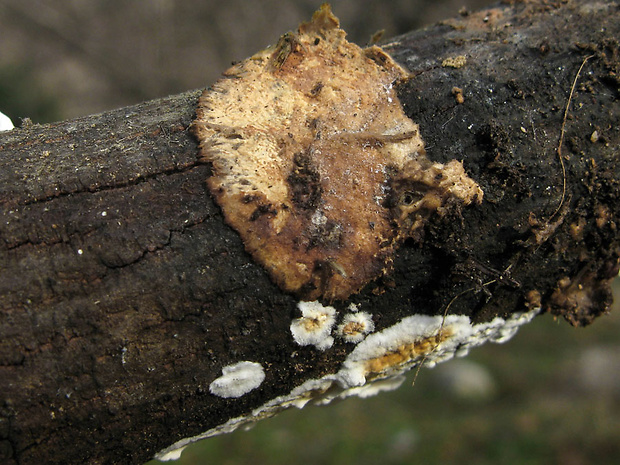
[194,5,483,301]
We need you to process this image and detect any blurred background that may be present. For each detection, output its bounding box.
[0,0,491,123]
[1,1,618,464]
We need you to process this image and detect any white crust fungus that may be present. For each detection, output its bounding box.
[336,311,375,343]
[290,300,337,350]
[337,314,470,388]
[156,446,187,462]
[209,361,266,399]
[336,309,539,388]
[155,307,540,462]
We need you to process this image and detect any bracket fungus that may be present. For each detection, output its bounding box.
[194,4,482,301]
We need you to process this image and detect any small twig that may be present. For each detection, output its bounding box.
[551,54,595,220]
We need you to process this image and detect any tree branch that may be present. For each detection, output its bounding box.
[1,1,619,464]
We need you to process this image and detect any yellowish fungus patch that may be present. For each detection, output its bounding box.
[363,329,453,380]
[341,321,366,337]
[336,311,375,343]
[442,55,467,68]
[194,4,482,300]
[452,86,465,104]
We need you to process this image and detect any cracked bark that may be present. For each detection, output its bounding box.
[1,1,619,464]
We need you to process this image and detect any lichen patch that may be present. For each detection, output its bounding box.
[194,4,483,301]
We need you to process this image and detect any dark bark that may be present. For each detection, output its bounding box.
[1,1,619,464]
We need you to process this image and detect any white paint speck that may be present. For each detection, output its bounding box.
[0,111,14,132]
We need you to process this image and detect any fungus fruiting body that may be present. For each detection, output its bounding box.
[336,311,539,388]
[155,307,540,461]
[290,300,337,350]
[442,55,467,68]
[336,311,375,343]
[162,4,490,462]
[209,361,266,399]
[193,4,482,301]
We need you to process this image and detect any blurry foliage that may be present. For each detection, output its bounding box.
[0,0,489,122]
[0,65,60,124]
